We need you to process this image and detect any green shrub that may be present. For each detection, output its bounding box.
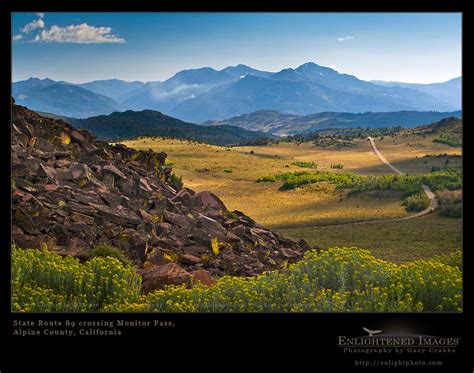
[222,210,238,219]
[403,193,430,212]
[293,161,317,169]
[330,163,344,169]
[168,172,183,190]
[223,169,233,173]
[87,244,132,267]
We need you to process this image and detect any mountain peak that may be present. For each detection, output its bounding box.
[298,62,320,68]
[222,64,251,70]
[26,77,55,83]
[296,62,337,75]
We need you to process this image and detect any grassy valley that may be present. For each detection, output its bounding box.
[122,120,462,263]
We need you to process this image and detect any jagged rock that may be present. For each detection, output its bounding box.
[180,254,201,265]
[29,137,56,153]
[71,190,103,205]
[38,163,57,181]
[193,191,226,210]
[103,163,127,179]
[190,269,216,286]
[187,228,213,247]
[119,178,137,196]
[145,248,167,266]
[171,188,193,206]
[11,101,307,279]
[196,214,226,237]
[70,130,86,143]
[163,210,190,229]
[70,211,95,225]
[139,177,153,192]
[69,221,95,242]
[111,229,147,261]
[54,158,71,168]
[102,173,115,188]
[89,203,140,226]
[69,163,90,179]
[155,222,171,235]
[139,263,192,293]
[182,245,209,256]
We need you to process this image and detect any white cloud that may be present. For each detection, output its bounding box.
[36,12,45,18]
[31,23,125,44]
[338,35,354,42]
[13,34,23,41]
[21,18,45,33]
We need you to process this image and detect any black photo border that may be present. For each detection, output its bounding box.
[0,1,470,370]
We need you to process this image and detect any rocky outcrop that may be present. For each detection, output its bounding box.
[11,102,308,290]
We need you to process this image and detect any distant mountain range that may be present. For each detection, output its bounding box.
[13,62,461,121]
[204,110,463,136]
[371,77,461,111]
[44,109,273,145]
[12,78,119,118]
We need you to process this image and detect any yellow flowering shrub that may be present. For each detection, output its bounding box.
[431,250,462,271]
[12,244,462,313]
[400,259,462,311]
[12,245,141,312]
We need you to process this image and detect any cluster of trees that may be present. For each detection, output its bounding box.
[438,190,462,218]
[433,134,462,147]
[74,110,271,145]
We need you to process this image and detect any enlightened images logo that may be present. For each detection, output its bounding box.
[337,327,461,354]
[363,327,382,337]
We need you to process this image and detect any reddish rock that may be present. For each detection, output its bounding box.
[44,184,59,192]
[70,211,95,225]
[139,263,191,293]
[190,269,216,287]
[139,208,152,220]
[68,162,90,179]
[38,163,57,180]
[180,254,201,265]
[194,191,226,210]
[139,177,153,192]
[103,163,127,179]
[171,188,192,206]
[70,130,86,143]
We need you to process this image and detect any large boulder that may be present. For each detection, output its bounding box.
[139,263,191,293]
[190,269,216,287]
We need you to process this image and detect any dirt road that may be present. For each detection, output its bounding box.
[367,136,437,217]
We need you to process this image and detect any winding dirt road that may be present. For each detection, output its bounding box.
[292,138,438,228]
[367,136,437,219]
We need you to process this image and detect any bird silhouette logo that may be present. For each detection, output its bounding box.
[363,327,382,337]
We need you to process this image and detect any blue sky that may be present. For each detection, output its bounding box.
[12,12,462,84]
